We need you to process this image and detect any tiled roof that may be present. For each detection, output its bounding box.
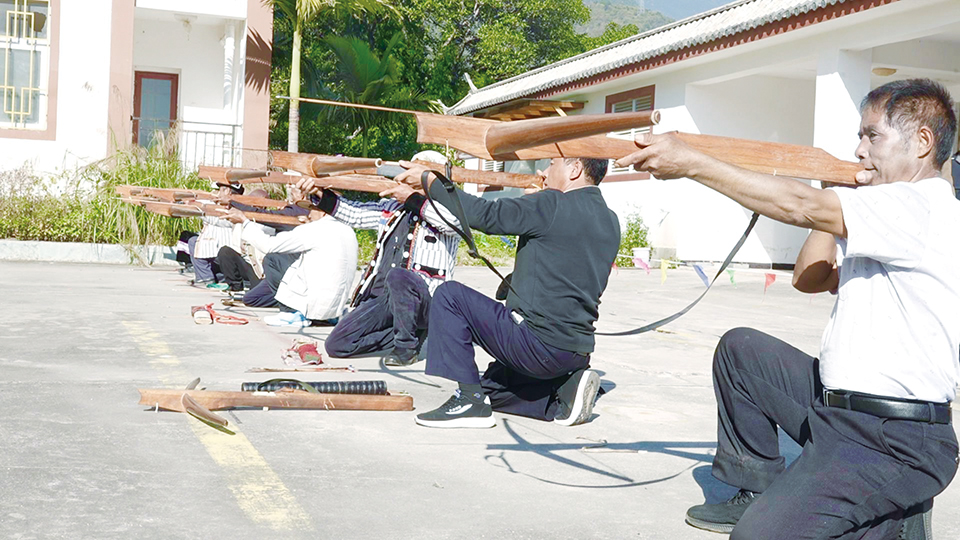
[448,0,859,115]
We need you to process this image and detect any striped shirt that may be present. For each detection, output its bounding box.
[193,215,235,259]
[319,191,460,305]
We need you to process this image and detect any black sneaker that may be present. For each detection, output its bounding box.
[384,347,419,367]
[685,489,759,533]
[415,390,496,428]
[899,499,934,540]
[554,369,600,426]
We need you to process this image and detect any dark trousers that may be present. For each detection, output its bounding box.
[242,252,297,309]
[425,281,590,421]
[325,268,431,357]
[215,246,262,291]
[713,327,958,540]
[187,236,219,282]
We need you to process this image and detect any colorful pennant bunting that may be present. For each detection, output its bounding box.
[693,264,709,288]
[633,257,651,274]
[764,273,776,292]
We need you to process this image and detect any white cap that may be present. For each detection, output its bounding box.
[411,150,448,165]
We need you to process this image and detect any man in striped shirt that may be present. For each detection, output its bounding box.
[297,151,461,366]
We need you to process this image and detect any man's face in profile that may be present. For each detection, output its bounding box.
[854,107,919,186]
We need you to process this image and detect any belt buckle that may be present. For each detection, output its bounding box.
[824,389,852,410]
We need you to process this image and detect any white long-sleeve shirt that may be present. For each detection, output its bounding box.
[240,216,358,320]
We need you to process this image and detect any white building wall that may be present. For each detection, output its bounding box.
[133,12,246,168]
[133,18,241,125]
[582,71,817,265]
[0,0,115,174]
[0,0,257,174]
[679,75,816,264]
[135,0,246,20]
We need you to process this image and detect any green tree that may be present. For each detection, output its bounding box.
[395,0,592,101]
[264,0,396,153]
[317,32,432,157]
[266,0,654,158]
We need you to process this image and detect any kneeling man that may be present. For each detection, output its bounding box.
[617,78,960,539]
[397,157,620,428]
[223,207,357,327]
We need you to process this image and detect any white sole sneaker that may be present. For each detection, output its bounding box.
[266,321,311,328]
[264,313,310,327]
[554,370,600,426]
[415,415,496,429]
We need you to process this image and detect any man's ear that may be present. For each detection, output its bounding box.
[569,159,584,181]
[915,125,936,161]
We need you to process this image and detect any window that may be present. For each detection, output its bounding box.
[0,0,50,130]
[481,159,504,172]
[605,85,654,176]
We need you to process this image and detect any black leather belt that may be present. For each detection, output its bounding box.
[823,390,952,424]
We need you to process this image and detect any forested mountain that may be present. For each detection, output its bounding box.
[579,0,673,38]
[640,0,733,21]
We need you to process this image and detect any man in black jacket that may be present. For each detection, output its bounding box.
[396,157,620,428]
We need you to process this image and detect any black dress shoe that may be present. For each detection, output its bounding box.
[685,489,759,533]
[383,347,419,366]
[899,499,934,540]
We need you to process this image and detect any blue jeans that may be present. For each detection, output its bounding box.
[242,252,297,309]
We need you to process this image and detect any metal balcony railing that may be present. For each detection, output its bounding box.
[133,118,242,170]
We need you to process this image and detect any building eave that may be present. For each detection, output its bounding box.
[449,0,899,116]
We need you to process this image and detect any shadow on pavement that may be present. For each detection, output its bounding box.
[692,464,738,504]
[482,418,717,488]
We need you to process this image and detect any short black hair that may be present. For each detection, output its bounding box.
[578,158,609,185]
[861,78,957,168]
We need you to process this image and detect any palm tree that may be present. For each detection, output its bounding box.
[319,32,431,157]
[264,0,396,152]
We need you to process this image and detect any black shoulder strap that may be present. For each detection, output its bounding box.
[420,170,525,301]
[596,212,759,336]
[419,169,760,337]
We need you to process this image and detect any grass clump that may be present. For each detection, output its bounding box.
[457,233,517,267]
[0,135,208,251]
[0,169,96,242]
[86,137,209,247]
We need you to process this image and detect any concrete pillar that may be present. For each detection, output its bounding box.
[106,0,135,153]
[242,0,273,168]
[813,48,872,163]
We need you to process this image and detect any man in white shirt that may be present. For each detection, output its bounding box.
[616,78,959,540]
[223,208,357,327]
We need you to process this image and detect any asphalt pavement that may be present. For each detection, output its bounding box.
[0,261,957,539]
